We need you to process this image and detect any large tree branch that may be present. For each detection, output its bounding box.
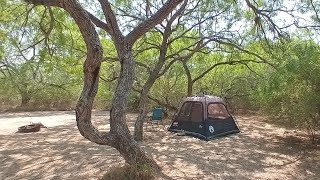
[25,0,62,7]
[86,11,111,33]
[132,87,177,111]
[133,1,187,79]
[157,59,176,77]
[182,61,193,96]
[126,0,184,45]
[25,0,115,146]
[211,38,275,68]
[192,59,268,84]
[97,0,123,43]
[25,0,112,34]
[311,0,320,22]
[244,0,286,38]
[157,38,209,78]
[157,0,188,63]
[167,0,188,25]
[168,9,227,45]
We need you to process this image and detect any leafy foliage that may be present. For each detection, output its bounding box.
[256,40,320,141]
[0,0,319,141]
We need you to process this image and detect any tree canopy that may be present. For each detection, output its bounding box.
[1,0,320,175]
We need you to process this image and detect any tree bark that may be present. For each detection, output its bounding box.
[25,0,183,171]
[134,78,156,141]
[133,9,176,140]
[20,91,31,106]
[110,46,159,167]
[64,0,159,169]
[133,36,170,141]
[183,62,193,96]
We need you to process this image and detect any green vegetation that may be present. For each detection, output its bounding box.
[0,0,319,165]
[256,40,320,142]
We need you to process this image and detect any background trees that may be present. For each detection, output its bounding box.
[1,0,320,174]
[0,1,85,109]
[256,39,320,143]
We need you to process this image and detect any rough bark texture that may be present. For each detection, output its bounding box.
[109,46,159,167]
[25,0,183,171]
[134,76,158,141]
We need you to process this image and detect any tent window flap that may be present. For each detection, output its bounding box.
[207,103,230,119]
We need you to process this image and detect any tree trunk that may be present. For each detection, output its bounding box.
[25,0,184,173]
[19,83,31,106]
[20,92,31,106]
[134,55,168,141]
[56,0,159,169]
[187,82,193,97]
[133,80,154,141]
[183,62,193,96]
[74,50,159,170]
[110,47,159,168]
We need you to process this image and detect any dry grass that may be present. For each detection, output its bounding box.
[0,111,319,180]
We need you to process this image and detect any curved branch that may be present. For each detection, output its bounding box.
[192,59,268,84]
[126,0,184,45]
[86,11,111,33]
[211,38,275,68]
[25,0,113,145]
[132,87,177,111]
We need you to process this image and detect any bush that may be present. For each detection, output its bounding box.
[256,40,320,143]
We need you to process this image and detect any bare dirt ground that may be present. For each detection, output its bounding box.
[0,111,319,180]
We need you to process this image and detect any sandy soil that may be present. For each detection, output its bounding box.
[0,111,319,180]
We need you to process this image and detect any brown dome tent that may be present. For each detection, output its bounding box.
[168,95,240,140]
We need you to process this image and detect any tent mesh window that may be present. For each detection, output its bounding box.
[207,103,230,119]
[190,102,203,122]
[177,102,193,121]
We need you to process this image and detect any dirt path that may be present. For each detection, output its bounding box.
[0,111,319,180]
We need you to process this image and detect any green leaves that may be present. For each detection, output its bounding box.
[256,0,264,7]
[256,39,320,133]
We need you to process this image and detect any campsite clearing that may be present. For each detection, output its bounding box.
[0,111,319,180]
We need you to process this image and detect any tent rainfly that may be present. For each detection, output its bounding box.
[168,95,240,140]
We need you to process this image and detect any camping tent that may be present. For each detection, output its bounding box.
[168,95,240,140]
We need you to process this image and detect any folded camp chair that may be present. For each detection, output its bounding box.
[145,107,165,130]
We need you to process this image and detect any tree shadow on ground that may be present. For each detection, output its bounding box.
[0,113,122,180]
[141,115,320,180]
[0,113,319,180]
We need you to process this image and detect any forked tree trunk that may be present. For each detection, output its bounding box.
[133,24,172,141]
[133,0,192,141]
[26,0,183,171]
[75,47,159,168]
[31,0,161,169]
